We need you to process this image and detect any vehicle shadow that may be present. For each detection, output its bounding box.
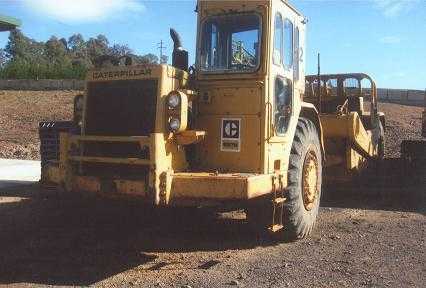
[0,183,265,286]
[0,157,423,287]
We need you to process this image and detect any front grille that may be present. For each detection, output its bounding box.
[81,79,157,178]
[85,79,157,136]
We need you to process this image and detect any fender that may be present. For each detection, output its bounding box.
[300,102,325,162]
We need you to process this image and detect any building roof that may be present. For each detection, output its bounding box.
[0,15,21,32]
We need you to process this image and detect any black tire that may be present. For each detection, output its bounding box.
[284,118,322,240]
[246,118,322,240]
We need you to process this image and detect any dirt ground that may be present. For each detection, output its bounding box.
[0,90,424,160]
[0,90,425,287]
[0,179,424,288]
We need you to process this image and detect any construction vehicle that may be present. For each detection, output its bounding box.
[39,0,384,240]
[305,73,385,182]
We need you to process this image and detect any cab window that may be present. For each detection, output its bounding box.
[284,19,294,69]
[294,26,300,80]
[275,77,293,135]
[200,14,261,72]
[273,13,283,65]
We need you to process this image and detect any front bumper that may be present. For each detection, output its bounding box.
[42,164,278,206]
[41,133,282,206]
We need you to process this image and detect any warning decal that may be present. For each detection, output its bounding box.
[221,118,241,152]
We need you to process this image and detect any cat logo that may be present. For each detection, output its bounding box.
[221,119,241,152]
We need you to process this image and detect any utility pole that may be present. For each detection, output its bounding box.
[157,40,167,64]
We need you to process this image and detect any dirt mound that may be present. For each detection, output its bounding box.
[0,90,75,160]
[0,90,424,160]
[379,101,424,158]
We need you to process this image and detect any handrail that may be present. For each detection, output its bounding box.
[69,156,150,165]
[70,135,150,145]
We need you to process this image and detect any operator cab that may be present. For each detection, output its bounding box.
[194,0,307,175]
[199,13,261,73]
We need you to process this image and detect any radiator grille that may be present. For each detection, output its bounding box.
[85,79,157,136]
[82,79,157,178]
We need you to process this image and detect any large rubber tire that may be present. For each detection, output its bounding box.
[284,118,323,240]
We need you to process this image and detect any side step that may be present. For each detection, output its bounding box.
[269,175,286,233]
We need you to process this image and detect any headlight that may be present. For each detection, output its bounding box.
[167,92,181,108]
[169,118,181,132]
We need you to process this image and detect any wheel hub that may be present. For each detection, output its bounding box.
[302,150,319,211]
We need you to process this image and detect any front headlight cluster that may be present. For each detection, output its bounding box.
[166,90,188,133]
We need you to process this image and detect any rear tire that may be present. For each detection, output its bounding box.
[283,118,322,240]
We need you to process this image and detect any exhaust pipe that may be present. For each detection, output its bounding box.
[170,28,189,72]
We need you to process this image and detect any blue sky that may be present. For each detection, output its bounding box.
[1,0,425,89]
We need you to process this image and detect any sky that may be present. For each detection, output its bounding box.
[0,0,425,89]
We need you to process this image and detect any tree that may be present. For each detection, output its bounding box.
[68,34,85,53]
[160,55,169,64]
[109,44,133,58]
[4,29,30,60]
[138,53,159,64]
[45,36,67,62]
[0,49,8,68]
[0,29,164,80]
[86,34,109,64]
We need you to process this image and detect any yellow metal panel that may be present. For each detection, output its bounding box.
[198,83,263,115]
[71,176,147,196]
[86,64,161,82]
[196,115,262,173]
[171,173,246,200]
[170,173,276,201]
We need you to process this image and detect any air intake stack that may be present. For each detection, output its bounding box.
[170,28,189,72]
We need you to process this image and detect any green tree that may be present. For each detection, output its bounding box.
[139,53,159,64]
[0,29,164,80]
[86,34,109,63]
[45,36,67,62]
[109,44,133,58]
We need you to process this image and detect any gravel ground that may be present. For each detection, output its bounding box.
[0,180,424,288]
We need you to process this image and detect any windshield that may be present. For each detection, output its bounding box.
[199,14,261,73]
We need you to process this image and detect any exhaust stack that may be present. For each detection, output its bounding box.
[170,28,189,72]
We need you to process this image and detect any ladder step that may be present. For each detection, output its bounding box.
[268,224,284,233]
[273,197,286,205]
